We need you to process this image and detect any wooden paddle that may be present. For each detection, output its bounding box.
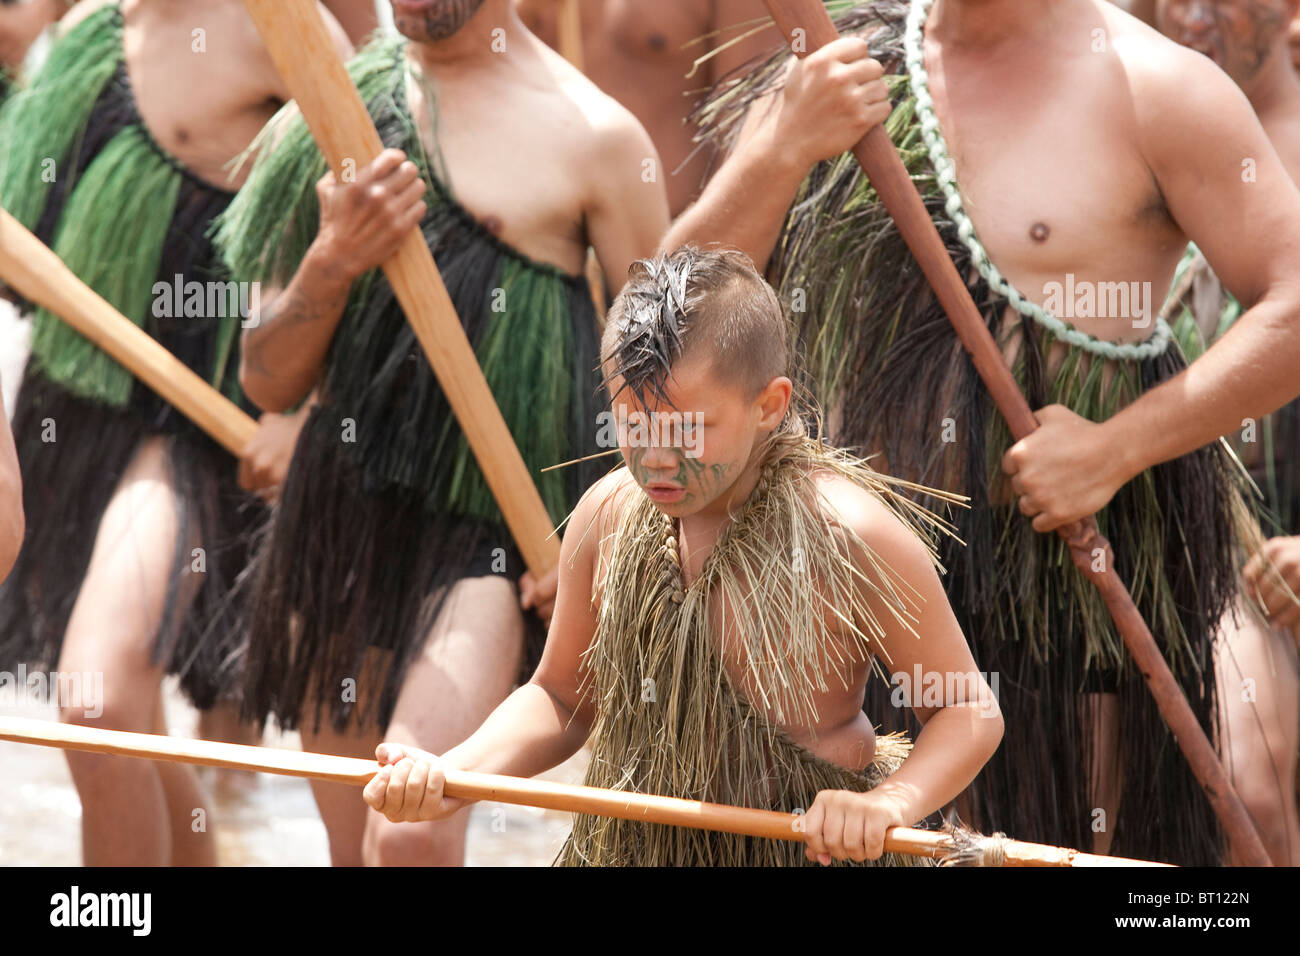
[761,0,1270,866]
[0,716,1168,866]
[558,0,584,70]
[239,0,559,576]
[0,209,256,456]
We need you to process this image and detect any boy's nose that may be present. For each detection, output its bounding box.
[639,444,679,472]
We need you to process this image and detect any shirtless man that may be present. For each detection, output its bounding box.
[0,0,353,866]
[225,0,669,865]
[516,0,775,216]
[0,0,62,91]
[666,0,1300,863]
[1152,0,1300,864]
[322,0,381,45]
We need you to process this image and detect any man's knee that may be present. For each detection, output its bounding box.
[363,815,466,867]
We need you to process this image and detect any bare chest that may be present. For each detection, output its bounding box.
[405,68,590,275]
[123,14,281,190]
[923,48,1185,339]
[671,538,872,754]
[518,0,709,63]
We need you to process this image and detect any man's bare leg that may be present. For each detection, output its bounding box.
[152,701,219,866]
[57,436,215,866]
[300,700,380,867]
[198,701,262,746]
[362,574,525,866]
[1082,692,1122,855]
[1215,599,1300,866]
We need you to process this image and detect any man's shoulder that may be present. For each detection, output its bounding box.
[57,0,117,36]
[522,33,656,156]
[1092,0,1255,161]
[1097,0,1232,97]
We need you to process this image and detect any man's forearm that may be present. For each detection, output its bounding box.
[240,242,355,412]
[664,125,808,273]
[440,681,590,783]
[1103,289,1300,482]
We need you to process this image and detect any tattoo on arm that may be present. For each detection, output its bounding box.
[244,276,349,378]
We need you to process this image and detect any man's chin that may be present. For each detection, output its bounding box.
[390,15,438,44]
[390,0,483,43]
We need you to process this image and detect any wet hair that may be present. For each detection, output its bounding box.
[600,245,790,410]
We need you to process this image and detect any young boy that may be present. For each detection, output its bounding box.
[362,246,1002,866]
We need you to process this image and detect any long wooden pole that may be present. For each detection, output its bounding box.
[761,0,1270,865]
[557,0,584,70]
[0,210,256,455]
[0,717,1168,866]
[239,0,559,576]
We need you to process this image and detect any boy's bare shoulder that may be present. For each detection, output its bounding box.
[811,470,932,568]
[563,467,642,562]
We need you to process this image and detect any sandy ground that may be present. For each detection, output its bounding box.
[0,681,588,866]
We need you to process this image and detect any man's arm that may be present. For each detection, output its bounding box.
[0,0,62,71]
[362,473,625,823]
[0,386,25,583]
[252,4,355,107]
[239,148,426,412]
[583,105,671,292]
[1005,38,1300,530]
[319,0,379,48]
[664,36,891,270]
[707,0,783,82]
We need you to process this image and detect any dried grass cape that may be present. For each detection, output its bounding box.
[0,2,261,708]
[215,36,605,732]
[692,0,1260,865]
[557,423,958,867]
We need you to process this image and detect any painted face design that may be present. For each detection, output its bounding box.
[626,443,738,514]
[1157,0,1291,83]
[390,0,488,42]
[607,386,746,517]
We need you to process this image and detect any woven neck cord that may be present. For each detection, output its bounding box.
[903,0,1171,360]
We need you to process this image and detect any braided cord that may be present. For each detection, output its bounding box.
[903,0,1171,361]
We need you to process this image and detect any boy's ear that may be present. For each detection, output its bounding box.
[755,376,793,430]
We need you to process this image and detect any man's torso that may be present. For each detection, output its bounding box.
[516,0,719,215]
[403,28,616,276]
[116,0,286,189]
[922,2,1187,357]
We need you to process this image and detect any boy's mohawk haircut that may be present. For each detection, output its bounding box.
[604,249,697,409]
